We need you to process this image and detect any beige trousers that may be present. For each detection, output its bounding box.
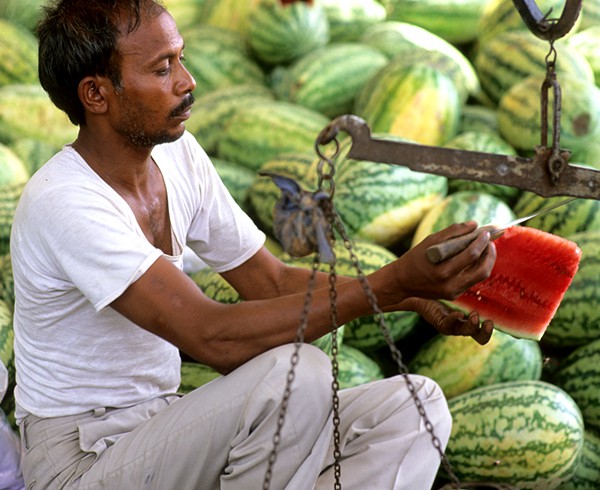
[19,344,451,490]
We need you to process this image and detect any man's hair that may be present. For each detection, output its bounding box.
[36,0,166,126]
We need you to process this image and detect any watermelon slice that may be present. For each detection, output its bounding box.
[450,226,582,341]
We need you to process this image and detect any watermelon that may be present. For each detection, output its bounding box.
[411,190,516,248]
[558,429,600,490]
[330,136,448,247]
[553,338,600,434]
[181,33,266,96]
[210,157,256,210]
[0,254,14,309]
[8,137,57,176]
[246,152,318,236]
[360,21,480,102]
[497,74,600,167]
[197,0,262,36]
[319,0,386,43]
[566,26,600,86]
[512,193,600,238]
[280,239,421,351]
[0,19,38,88]
[444,131,521,205]
[179,361,222,394]
[188,267,341,354]
[0,0,45,31]
[0,298,14,427]
[543,231,600,348]
[477,0,583,48]
[0,182,26,255]
[445,380,584,489]
[354,61,462,146]
[409,329,542,399]
[450,226,581,341]
[186,84,274,156]
[332,344,384,390]
[270,42,388,118]
[247,0,330,65]
[0,143,30,185]
[216,101,329,172]
[580,0,600,30]
[458,104,499,134]
[474,30,594,106]
[379,0,487,45]
[162,0,206,31]
[0,84,78,148]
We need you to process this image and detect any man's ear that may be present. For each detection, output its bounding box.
[78,76,110,115]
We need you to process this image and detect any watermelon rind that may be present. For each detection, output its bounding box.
[445,380,584,489]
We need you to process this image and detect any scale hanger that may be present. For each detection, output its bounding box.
[315,114,600,201]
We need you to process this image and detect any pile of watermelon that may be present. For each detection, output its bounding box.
[3,0,600,487]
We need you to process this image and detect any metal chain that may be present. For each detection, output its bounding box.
[264,137,522,489]
[262,263,319,490]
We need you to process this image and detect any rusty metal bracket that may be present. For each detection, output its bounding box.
[316,115,600,200]
[512,0,583,41]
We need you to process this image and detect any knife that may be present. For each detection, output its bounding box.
[425,196,577,264]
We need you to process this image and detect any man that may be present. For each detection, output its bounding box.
[11,1,496,488]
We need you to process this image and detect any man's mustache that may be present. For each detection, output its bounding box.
[171,93,195,117]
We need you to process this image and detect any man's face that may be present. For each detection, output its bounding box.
[109,10,196,148]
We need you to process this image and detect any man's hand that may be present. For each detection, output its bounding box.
[400,297,494,345]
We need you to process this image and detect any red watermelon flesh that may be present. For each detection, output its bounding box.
[450,226,581,341]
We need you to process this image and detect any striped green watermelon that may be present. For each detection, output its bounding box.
[332,344,384,390]
[475,30,594,106]
[450,226,581,341]
[513,193,600,238]
[280,239,421,351]
[445,380,584,489]
[543,231,600,348]
[360,21,481,102]
[354,61,462,146]
[0,143,30,185]
[379,0,487,45]
[188,267,341,354]
[0,84,78,148]
[459,104,499,134]
[180,23,250,56]
[0,19,38,88]
[553,338,600,434]
[477,0,583,48]
[197,0,262,36]
[0,0,44,31]
[216,101,329,172]
[567,26,600,86]
[444,131,521,205]
[270,42,388,118]
[320,0,386,43]
[580,0,600,30]
[162,0,206,31]
[409,329,542,399]
[181,33,265,96]
[497,74,600,167]
[179,361,221,394]
[246,152,318,236]
[330,136,448,247]
[8,137,58,176]
[0,254,14,309]
[558,429,600,490]
[411,190,516,247]
[186,84,274,155]
[247,0,330,65]
[210,157,256,210]
[0,182,26,255]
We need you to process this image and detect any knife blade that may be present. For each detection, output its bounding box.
[425,196,577,264]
